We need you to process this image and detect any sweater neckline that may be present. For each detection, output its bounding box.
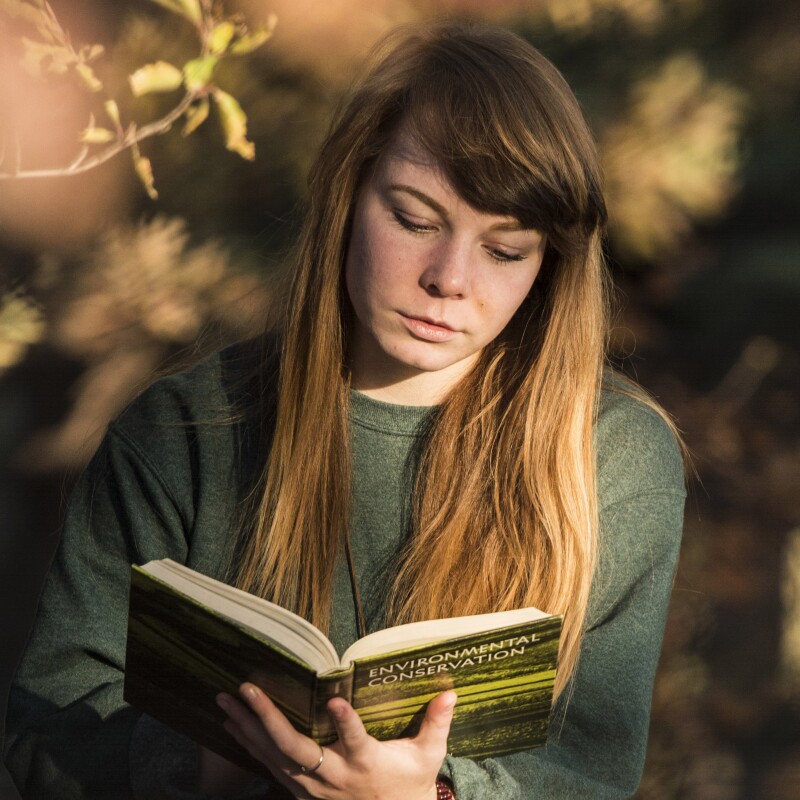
[349,389,435,436]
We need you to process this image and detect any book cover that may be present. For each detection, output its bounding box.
[124,564,561,774]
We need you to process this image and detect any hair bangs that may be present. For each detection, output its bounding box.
[382,31,607,257]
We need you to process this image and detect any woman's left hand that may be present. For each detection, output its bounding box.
[217,683,456,800]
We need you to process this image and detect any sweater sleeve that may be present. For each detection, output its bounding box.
[3,356,279,799]
[440,397,686,799]
[4,428,192,798]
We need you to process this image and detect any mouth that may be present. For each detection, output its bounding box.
[399,313,459,342]
[406,314,454,331]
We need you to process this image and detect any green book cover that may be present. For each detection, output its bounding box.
[123,560,562,775]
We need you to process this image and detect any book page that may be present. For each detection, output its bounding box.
[341,606,552,666]
[142,560,340,671]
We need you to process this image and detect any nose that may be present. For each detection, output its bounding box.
[419,238,471,298]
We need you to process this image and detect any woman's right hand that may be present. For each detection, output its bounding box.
[217,683,456,800]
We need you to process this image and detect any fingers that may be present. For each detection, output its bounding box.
[326,690,456,765]
[413,691,457,756]
[326,696,371,757]
[220,683,457,798]
[226,684,327,776]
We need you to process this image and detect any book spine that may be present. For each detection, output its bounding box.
[311,668,354,743]
[125,566,322,774]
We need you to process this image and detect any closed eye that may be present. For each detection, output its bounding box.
[394,210,527,263]
[392,211,435,234]
[485,248,526,263]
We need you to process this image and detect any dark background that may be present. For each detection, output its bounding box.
[1,1,798,797]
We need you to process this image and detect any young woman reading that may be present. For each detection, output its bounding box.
[5,21,686,800]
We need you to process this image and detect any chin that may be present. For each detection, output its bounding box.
[389,344,472,376]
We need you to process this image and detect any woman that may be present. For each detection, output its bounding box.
[5,20,686,800]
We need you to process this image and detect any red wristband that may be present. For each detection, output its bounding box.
[436,778,455,800]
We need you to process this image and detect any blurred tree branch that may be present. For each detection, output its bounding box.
[0,0,276,198]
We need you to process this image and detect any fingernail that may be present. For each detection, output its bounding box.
[216,694,230,711]
[243,684,259,701]
[443,692,457,711]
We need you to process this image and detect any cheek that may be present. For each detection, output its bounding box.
[344,215,373,309]
[485,276,536,325]
[344,231,390,319]
[347,228,406,308]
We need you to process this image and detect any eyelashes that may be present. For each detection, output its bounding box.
[391,211,526,264]
[392,211,432,234]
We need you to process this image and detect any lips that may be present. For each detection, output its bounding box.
[399,313,460,342]
[407,315,453,330]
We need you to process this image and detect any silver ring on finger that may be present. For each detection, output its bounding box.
[298,744,325,775]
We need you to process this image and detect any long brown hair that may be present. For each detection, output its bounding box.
[235,21,615,697]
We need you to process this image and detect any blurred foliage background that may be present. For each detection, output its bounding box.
[1,1,798,797]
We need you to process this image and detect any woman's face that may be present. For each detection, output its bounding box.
[345,129,545,405]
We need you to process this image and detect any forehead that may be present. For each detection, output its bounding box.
[372,128,530,231]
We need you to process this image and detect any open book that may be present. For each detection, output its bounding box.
[124,559,562,775]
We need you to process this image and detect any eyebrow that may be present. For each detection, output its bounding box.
[388,184,530,233]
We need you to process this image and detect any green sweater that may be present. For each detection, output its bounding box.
[4,345,685,799]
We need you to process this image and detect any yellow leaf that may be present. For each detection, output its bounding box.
[78,43,105,62]
[129,61,183,96]
[104,99,121,128]
[0,291,45,347]
[134,154,158,200]
[230,15,277,55]
[209,21,235,55]
[75,62,103,92]
[177,0,201,23]
[0,0,47,28]
[182,97,209,136]
[149,0,201,24]
[80,126,115,144]
[182,55,217,92]
[47,47,73,74]
[20,37,72,77]
[213,88,255,160]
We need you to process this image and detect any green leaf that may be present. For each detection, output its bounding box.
[75,62,103,92]
[182,97,209,136]
[129,61,183,96]
[133,151,158,200]
[79,126,115,144]
[213,88,255,160]
[230,15,277,55]
[208,21,235,55]
[182,55,217,92]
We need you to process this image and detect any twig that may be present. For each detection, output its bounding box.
[66,144,89,171]
[0,92,197,179]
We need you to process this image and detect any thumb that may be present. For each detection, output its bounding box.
[414,691,457,752]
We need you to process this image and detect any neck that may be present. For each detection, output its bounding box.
[349,354,477,406]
